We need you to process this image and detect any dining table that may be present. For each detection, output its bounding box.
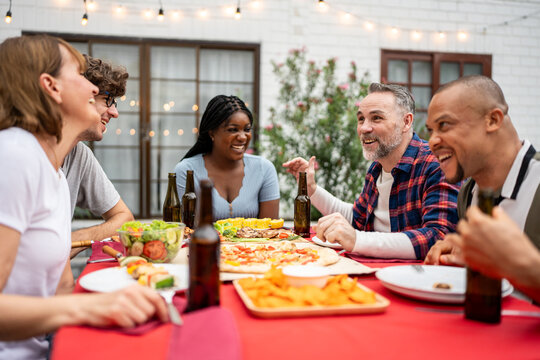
[52,246,540,360]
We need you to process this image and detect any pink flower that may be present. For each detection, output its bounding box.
[297,101,305,107]
[326,97,333,104]
[314,160,320,170]
[277,63,284,68]
[325,134,331,143]
[265,124,274,131]
[351,60,356,66]
[316,69,321,74]
[276,124,282,129]
[355,101,361,107]
[308,60,315,65]
[338,83,349,90]
[245,148,254,154]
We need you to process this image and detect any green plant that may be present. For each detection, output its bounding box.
[261,48,371,218]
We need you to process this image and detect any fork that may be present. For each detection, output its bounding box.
[411,265,425,273]
[160,290,183,326]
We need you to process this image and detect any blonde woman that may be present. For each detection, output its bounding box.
[0,35,167,359]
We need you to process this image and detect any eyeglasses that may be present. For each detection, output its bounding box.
[102,91,117,108]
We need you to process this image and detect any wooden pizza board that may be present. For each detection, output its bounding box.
[172,242,378,282]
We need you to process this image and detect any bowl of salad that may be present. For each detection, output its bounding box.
[118,220,185,263]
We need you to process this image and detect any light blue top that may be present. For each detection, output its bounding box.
[174,153,280,221]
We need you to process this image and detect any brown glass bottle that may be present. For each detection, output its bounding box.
[182,170,197,229]
[464,188,502,323]
[163,173,181,222]
[294,171,311,238]
[186,179,220,312]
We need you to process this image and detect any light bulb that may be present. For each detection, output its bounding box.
[4,10,12,24]
[458,31,468,41]
[234,7,241,20]
[87,0,96,11]
[158,8,164,21]
[81,13,88,26]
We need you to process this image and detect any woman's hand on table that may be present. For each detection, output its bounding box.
[282,156,317,197]
[77,285,169,328]
[316,213,356,251]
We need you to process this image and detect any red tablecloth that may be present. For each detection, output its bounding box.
[52,262,540,360]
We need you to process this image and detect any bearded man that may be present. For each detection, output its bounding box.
[283,83,459,260]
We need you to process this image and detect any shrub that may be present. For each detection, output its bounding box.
[261,48,371,218]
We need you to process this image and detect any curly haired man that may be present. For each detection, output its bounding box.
[63,55,134,253]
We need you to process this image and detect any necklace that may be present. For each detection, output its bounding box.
[41,137,61,178]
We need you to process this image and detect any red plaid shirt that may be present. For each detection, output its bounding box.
[352,133,460,259]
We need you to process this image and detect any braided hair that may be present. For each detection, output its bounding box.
[182,95,253,160]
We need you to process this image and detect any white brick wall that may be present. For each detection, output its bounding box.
[1,0,539,147]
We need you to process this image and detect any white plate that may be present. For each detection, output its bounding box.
[375,265,513,304]
[311,236,344,250]
[79,264,189,293]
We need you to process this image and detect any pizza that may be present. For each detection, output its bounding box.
[221,242,340,273]
[220,227,301,243]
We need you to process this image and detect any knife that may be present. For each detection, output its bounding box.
[72,238,116,248]
[415,307,540,318]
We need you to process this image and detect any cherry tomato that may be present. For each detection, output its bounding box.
[279,232,290,239]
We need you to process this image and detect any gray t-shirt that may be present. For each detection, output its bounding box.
[62,142,120,218]
[174,153,280,220]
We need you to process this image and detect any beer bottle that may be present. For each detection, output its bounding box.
[464,188,502,323]
[163,173,181,222]
[182,170,197,229]
[294,171,311,238]
[186,179,220,312]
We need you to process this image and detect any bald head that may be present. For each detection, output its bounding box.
[435,75,508,117]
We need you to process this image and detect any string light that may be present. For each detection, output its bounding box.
[81,0,88,26]
[234,1,242,20]
[58,1,539,43]
[157,1,164,21]
[198,8,208,18]
[5,0,12,24]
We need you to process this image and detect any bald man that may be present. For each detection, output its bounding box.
[424,75,540,265]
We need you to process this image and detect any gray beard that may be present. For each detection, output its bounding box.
[362,127,403,161]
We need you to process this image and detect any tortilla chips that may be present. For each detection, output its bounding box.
[238,267,376,308]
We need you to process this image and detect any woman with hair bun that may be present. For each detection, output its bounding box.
[174,95,279,221]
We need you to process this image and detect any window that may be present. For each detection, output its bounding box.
[47,34,260,218]
[381,50,492,137]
